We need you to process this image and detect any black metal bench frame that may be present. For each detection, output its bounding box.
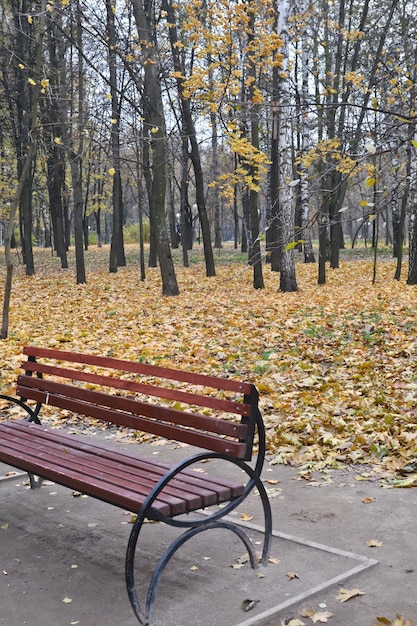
[0,346,272,625]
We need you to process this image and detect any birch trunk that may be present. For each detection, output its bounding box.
[278,0,297,292]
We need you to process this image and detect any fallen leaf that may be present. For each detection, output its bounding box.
[190,565,198,571]
[236,553,250,565]
[240,513,254,521]
[336,587,365,602]
[373,616,414,626]
[62,597,73,604]
[280,619,305,626]
[241,599,260,612]
[1,522,9,530]
[286,571,300,580]
[392,616,413,626]
[311,611,333,623]
[391,475,417,488]
[367,539,383,547]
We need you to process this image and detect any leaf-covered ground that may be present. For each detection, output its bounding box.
[0,245,416,483]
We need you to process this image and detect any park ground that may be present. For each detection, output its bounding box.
[0,244,416,624]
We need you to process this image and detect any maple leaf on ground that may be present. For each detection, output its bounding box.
[336,587,365,602]
[373,615,414,626]
[311,612,333,624]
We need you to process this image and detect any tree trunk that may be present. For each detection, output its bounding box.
[70,152,86,284]
[70,0,86,285]
[1,0,45,338]
[179,135,191,267]
[13,0,35,276]
[209,67,222,250]
[163,0,215,278]
[141,133,157,268]
[407,50,417,284]
[277,0,297,292]
[268,97,281,272]
[45,11,68,268]
[106,0,126,273]
[297,0,315,264]
[247,3,264,289]
[132,0,179,296]
[20,178,35,275]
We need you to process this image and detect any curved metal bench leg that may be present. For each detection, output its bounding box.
[126,511,150,625]
[253,475,273,565]
[145,521,258,625]
[125,452,273,624]
[126,515,261,625]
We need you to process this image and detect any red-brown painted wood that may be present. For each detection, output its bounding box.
[0,421,246,516]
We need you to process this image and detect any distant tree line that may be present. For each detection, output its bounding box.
[1,0,416,299]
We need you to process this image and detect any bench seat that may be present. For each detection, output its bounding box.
[0,420,244,517]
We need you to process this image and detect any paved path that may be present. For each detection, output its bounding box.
[1,436,416,625]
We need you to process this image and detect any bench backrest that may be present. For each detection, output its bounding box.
[16,347,262,461]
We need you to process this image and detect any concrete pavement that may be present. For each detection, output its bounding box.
[1,435,416,626]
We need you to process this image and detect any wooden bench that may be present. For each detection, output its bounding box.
[0,346,272,625]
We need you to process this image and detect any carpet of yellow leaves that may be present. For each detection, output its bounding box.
[0,245,416,481]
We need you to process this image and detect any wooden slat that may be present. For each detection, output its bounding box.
[21,361,251,417]
[22,346,253,394]
[17,375,248,439]
[0,422,246,516]
[16,380,248,459]
[0,434,171,515]
[3,420,245,498]
[0,426,226,509]
[0,424,183,511]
